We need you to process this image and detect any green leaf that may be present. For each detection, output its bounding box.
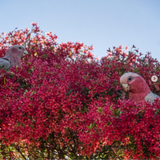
[88,123,93,129]
[97,107,103,113]
[87,122,96,129]
[109,104,113,111]
[82,75,87,81]
[56,64,60,68]
[114,108,122,118]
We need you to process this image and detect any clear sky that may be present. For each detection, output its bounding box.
[1,0,160,61]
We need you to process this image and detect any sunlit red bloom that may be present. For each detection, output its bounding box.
[106,54,112,58]
[31,22,38,26]
[119,45,123,49]
[115,48,119,51]
[89,45,94,50]
[87,51,93,58]
[95,56,99,60]
[118,49,123,53]
[123,52,128,56]
[2,32,5,36]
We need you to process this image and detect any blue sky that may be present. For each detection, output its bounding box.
[1,0,160,61]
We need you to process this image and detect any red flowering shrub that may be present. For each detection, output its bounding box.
[0,23,160,159]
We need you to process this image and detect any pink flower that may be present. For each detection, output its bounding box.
[119,45,123,49]
[125,45,129,50]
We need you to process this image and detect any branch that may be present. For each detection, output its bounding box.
[14,145,27,160]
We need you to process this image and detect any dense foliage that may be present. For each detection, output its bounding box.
[0,23,160,159]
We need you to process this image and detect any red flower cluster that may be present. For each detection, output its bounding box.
[0,23,160,159]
